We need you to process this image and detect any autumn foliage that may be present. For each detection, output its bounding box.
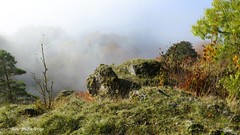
[77,91,94,102]
[159,41,229,98]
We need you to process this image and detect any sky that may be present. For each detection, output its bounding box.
[0,0,212,41]
[0,0,213,92]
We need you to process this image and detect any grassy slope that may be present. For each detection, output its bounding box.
[0,87,240,135]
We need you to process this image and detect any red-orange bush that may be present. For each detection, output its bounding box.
[77,91,94,102]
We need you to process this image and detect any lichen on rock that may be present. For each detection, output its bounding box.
[86,64,119,97]
[86,59,162,98]
[86,64,140,98]
[112,59,162,86]
[125,59,162,78]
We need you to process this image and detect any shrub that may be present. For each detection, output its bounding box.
[0,112,18,128]
[192,0,240,100]
[160,41,198,86]
[0,105,19,128]
[77,91,94,102]
[221,70,240,101]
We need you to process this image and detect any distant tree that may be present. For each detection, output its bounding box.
[0,49,32,104]
[32,43,54,109]
[163,41,198,64]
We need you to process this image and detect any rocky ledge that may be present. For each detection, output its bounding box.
[86,59,162,98]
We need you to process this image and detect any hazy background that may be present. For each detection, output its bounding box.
[0,0,212,93]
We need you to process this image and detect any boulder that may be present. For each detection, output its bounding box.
[86,59,162,98]
[86,64,140,98]
[117,79,141,97]
[126,59,162,78]
[86,64,119,96]
[113,59,162,86]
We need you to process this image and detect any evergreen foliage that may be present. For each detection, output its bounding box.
[0,49,33,104]
[163,41,198,63]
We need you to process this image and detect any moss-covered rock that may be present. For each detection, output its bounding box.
[112,59,162,86]
[86,64,119,96]
[86,59,162,98]
[86,64,140,98]
[125,59,162,78]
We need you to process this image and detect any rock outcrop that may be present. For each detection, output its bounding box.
[86,64,140,98]
[86,59,162,98]
[86,64,119,96]
[126,59,162,78]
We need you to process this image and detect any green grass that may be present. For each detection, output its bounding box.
[0,87,239,135]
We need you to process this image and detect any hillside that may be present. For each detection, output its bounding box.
[0,58,240,135]
[0,86,239,135]
[1,0,240,134]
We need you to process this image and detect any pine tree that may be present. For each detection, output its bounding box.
[0,49,32,104]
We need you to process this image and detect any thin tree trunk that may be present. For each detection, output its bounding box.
[33,43,54,109]
[2,60,13,101]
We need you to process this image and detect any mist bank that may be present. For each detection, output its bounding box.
[0,26,163,94]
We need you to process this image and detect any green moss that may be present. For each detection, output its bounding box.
[112,59,162,86]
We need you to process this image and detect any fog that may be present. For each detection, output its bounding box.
[0,26,162,94]
[0,0,212,94]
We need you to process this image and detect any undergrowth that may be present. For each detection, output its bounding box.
[0,87,239,135]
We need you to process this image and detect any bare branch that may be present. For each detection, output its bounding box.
[32,42,55,109]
